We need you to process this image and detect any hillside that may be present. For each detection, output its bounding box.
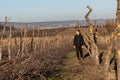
[0,24,117,80]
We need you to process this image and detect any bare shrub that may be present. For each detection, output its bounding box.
[104,19,116,34]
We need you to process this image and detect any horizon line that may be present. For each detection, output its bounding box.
[0,18,115,23]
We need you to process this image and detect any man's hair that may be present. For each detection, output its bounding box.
[76,30,80,32]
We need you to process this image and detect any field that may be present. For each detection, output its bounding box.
[0,20,119,80]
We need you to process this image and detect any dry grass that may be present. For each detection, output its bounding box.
[0,27,74,80]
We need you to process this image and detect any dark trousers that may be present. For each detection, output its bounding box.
[76,46,83,60]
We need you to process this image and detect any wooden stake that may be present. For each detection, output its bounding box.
[0,40,2,60]
[38,29,40,37]
[8,25,12,60]
[17,27,23,58]
[30,28,34,52]
[0,16,7,60]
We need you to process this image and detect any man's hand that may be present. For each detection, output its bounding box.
[82,45,85,48]
[73,46,76,49]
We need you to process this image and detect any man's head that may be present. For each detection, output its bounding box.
[76,30,80,35]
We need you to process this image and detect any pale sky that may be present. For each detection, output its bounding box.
[0,0,116,22]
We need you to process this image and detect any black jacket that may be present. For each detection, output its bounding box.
[73,34,86,47]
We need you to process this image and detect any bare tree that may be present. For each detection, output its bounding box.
[0,16,7,60]
[85,6,93,26]
[84,6,99,65]
[115,0,120,80]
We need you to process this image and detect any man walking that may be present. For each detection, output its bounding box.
[73,30,87,61]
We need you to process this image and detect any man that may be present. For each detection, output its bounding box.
[73,30,87,61]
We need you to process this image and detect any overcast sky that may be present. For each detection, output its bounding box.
[0,0,116,22]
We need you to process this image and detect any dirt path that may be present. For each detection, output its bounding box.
[48,51,105,80]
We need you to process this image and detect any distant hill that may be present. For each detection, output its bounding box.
[0,23,17,31]
[0,19,114,29]
[0,19,105,27]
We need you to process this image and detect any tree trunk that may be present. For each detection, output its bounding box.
[103,50,111,80]
[116,50,120,80]
[91,43,99,65]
